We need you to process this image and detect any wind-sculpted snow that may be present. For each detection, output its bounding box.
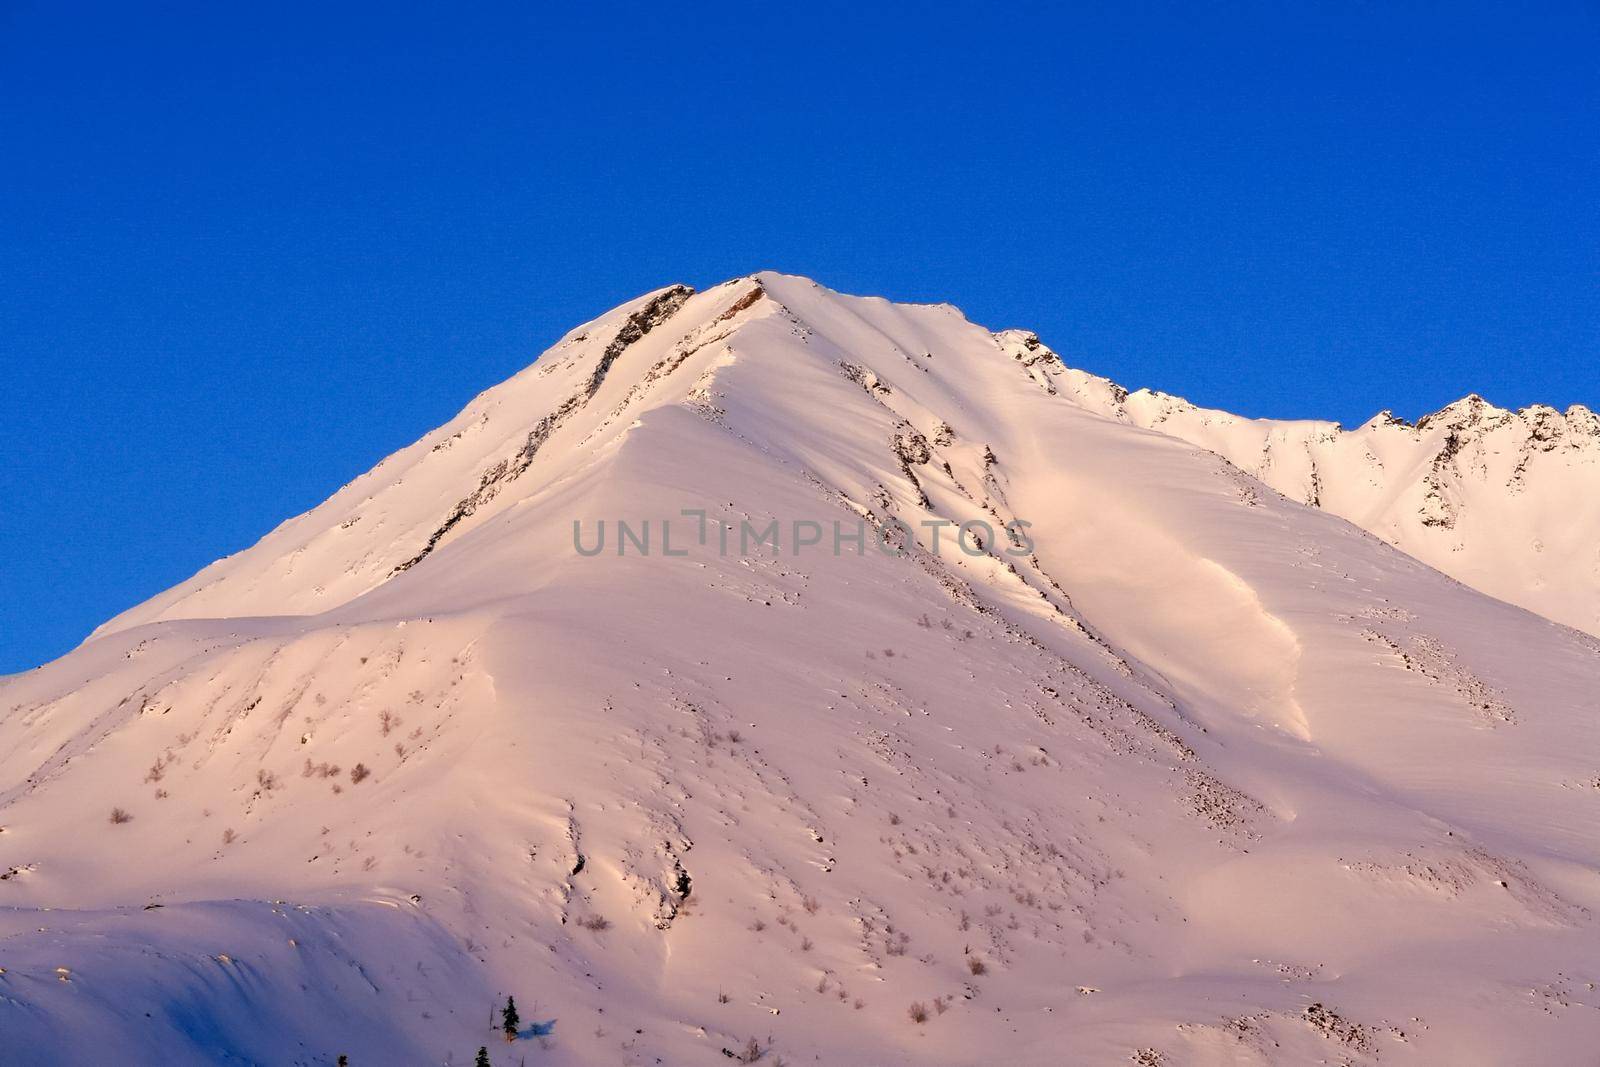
[5,274,1599,1064]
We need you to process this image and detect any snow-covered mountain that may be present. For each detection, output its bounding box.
[4,274,1598,1066]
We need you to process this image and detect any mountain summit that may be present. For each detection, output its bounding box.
[92,272,1600,642]
[5,274,1599,1065]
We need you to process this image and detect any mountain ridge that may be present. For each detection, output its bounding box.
[77,272,1598,650]
[994,326,1600,636]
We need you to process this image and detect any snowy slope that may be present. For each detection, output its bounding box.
[1001,330,1600,637]
[4,274,1599,1066]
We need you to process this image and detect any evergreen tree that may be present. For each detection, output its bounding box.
[474,1047,491,1067]
[501,995,520,1041]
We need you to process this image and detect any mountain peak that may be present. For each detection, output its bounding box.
[81,275,1599,645]
[1415,391,1509,431]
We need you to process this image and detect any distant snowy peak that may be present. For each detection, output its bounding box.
[1000,330,1600,635]
[1405,393,1600,461]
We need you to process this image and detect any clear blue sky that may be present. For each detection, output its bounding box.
[3,2,1596,673]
